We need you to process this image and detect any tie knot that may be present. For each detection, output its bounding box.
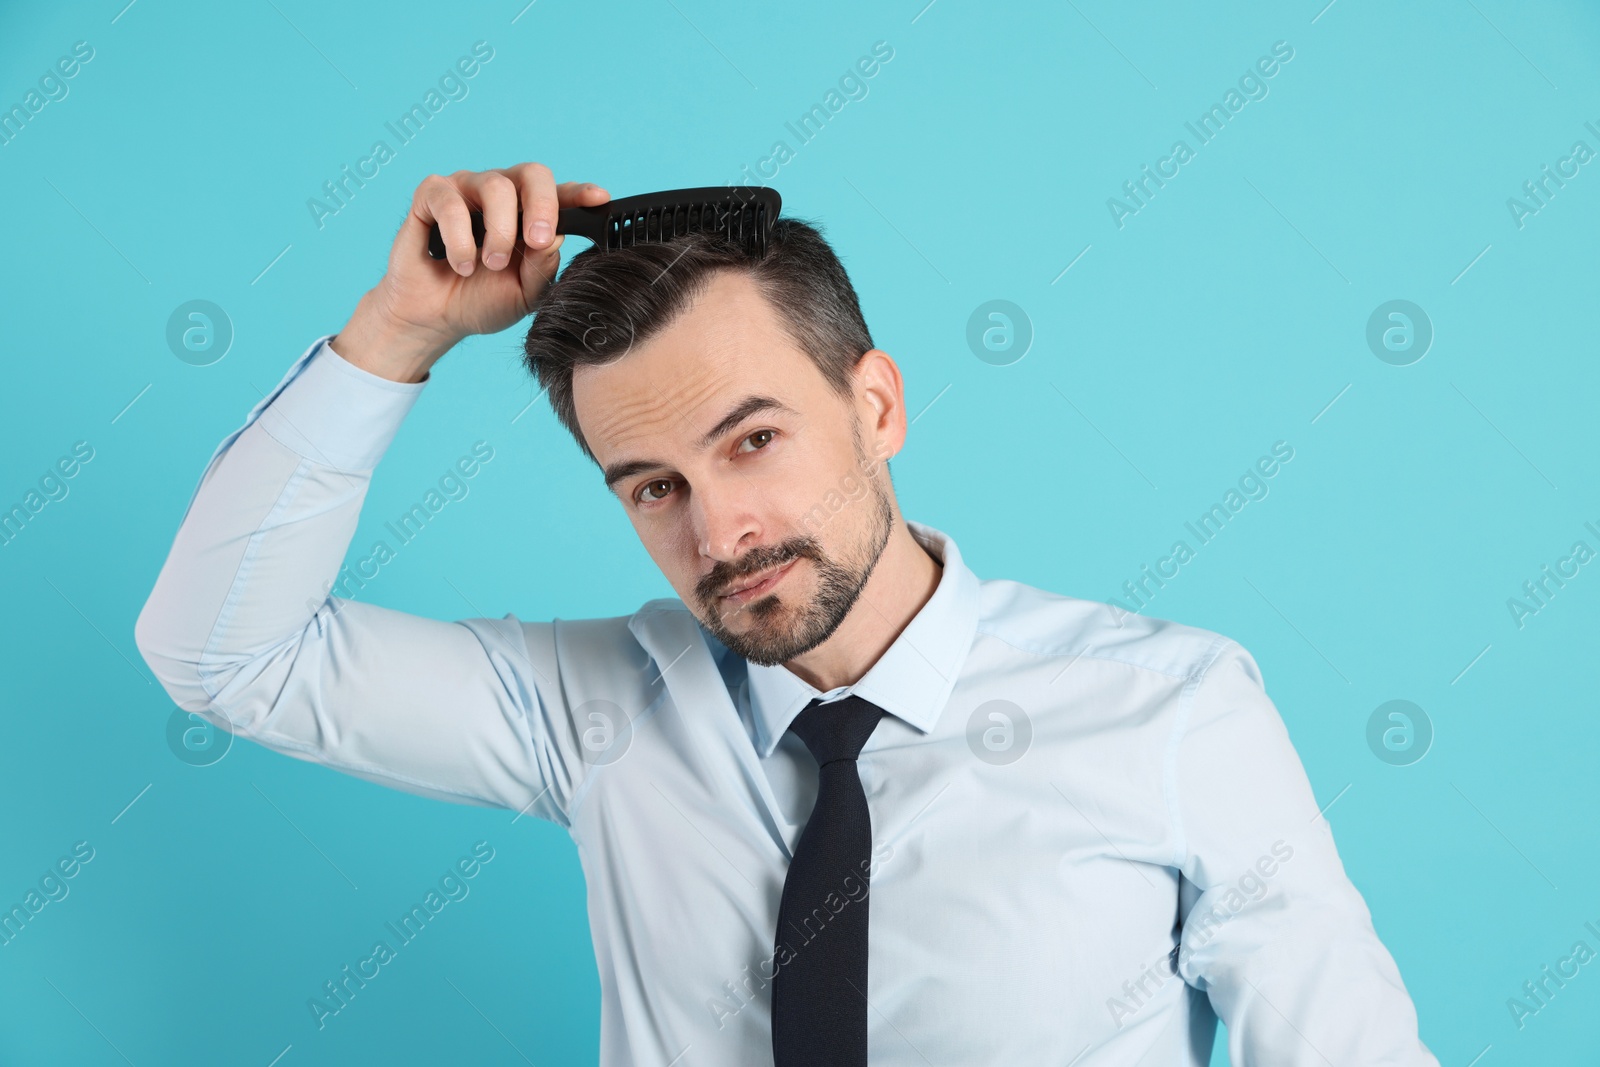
[786,694,887,766]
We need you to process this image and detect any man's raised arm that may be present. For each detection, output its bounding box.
[134,165,614,821]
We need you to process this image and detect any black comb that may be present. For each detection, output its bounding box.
[426,186,781,261]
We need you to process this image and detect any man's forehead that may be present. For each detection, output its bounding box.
[574,273,813,478]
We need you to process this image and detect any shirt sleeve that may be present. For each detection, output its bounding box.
[1169,638,1439,1066]
[134,334,580,825]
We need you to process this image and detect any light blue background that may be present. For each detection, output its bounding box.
[2,0,1597,1063]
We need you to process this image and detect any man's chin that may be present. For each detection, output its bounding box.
[704,604,814,666]
[717,603,791,646]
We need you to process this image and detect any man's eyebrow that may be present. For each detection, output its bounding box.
[601,394,799,491]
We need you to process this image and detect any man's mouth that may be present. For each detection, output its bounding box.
[719,559,798,605]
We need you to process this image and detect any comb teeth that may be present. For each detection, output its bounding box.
[607,200,772,255]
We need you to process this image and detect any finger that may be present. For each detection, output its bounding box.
[458,170,520,270]
[555,180,611,208]
[526,182,610,297]
[415,173,477,276]
[512,239,559,309]
[504,162,560,250]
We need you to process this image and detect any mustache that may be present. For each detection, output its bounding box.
[699,539,818,600]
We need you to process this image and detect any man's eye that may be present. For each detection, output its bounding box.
[637,479,675,504]
[738,429,775,453]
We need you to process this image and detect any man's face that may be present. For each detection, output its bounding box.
[572,269,900,667]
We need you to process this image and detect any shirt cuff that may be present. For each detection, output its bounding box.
[255,335,427,471]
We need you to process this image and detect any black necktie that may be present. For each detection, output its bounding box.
[771,694,888,1067]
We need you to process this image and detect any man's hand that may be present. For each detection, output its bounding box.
[334,163,610,383]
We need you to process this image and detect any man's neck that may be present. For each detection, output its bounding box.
[782,520,943,692]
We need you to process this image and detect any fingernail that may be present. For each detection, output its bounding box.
[485,252,509,269]
[531,221,552,245]
[455,259,475,275]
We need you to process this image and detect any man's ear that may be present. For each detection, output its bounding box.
[853,348,907,459]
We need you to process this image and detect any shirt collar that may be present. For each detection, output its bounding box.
[741,520,980,758]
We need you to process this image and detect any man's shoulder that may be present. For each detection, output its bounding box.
[975,576,1241,683]
[498,598,697,714]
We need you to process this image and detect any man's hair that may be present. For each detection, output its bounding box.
[521,217,875,464]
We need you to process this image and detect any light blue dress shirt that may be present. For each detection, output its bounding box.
[136,334,1439,1066]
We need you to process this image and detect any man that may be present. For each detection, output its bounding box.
[136,162,1438,1065]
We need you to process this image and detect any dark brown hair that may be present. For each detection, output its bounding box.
[521,217,875,464]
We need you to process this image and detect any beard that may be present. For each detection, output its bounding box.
[693,440,895,668]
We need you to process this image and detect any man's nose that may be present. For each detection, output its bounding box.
[692,475,767,562]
